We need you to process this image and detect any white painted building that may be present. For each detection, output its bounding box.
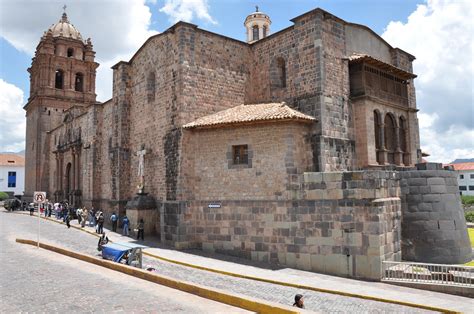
[447,162,474,196]
[0,154,25,196]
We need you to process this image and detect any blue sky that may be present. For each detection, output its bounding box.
[0,0,472,162]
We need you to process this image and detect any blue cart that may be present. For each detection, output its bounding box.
[101,242,147,268]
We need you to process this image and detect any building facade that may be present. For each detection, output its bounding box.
[0,154,25,196]
[447,162,474,196]
[24,8,471,279]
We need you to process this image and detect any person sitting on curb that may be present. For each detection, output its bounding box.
[293,294,304,308]
[97,233,109,251]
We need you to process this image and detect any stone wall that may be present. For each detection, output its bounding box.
[181,122,313,201]
[400,163,472,264]
[165,170,401,280]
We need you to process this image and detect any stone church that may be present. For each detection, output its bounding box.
[24,7,471,279]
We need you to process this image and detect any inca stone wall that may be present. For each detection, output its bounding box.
[400,163,472,264]
[165,170,401,280]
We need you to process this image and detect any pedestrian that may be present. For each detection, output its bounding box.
[29,203,34,216]
[136,218,145,241]
[89,208,96,227]
[97,233,109,251]
[95,210,102,233]
[97,213,105,234]
[122,215,130,236]
[65,212,71,228]
[110,212,118,232]
[293,294,304,309]
[77,207,83,224]
[81,208,88,228]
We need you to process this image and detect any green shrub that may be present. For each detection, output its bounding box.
[461,195,474,206]
[466,211,474,223]
[0,192,9,201]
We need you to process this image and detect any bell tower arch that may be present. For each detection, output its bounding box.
[24,9,99,200]
[244,6,271,43]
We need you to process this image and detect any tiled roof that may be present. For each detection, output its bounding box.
[446,162,474,171]
[183,103,316,129]
[0,154,25,166]
[348,53,417,80]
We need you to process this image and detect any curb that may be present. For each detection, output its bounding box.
[12,211,458,313]
[16,238,298,314]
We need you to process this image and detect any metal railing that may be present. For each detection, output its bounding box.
[382,261,473,287]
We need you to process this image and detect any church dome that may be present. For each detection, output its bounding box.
[48,12,83,40]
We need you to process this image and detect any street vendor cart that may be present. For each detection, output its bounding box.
[101,242,147,268]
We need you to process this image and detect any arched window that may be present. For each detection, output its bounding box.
[263,25,267,38]
[277,57,286,88]
[55,70,64,89]
[399,116,407,153]
[67,48,74,57]
[252,25,259,41]
[374,110,381,164]
[384,113,396,164]
[147,72,155,103]
[399,116,409,165]
[75,73,84,92]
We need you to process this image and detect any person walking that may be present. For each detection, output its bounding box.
[110,212,118,232]
[97,213,105,234]
[136,218,145,241]
[76,207,83,225]
[81,208,88,228]
[65,212,71,229]
[122,215,130,236]
[89,208,96,227]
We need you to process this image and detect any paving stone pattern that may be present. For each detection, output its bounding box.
[0,211,248,313]
[5,212,438,313]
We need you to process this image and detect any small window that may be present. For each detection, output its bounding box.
[75,73,84,92]
[8,171,16,188]
[460,174,464,179]
[459,186,467,191]
[469,186,474,191]
[252,25,259,41]
[277,57,286,88]
[7,160,14,164]
[263,25,267,38]
[233,145,248,165]
[55,70,64,89]
[470,174,474,179]
[67,48,74,57]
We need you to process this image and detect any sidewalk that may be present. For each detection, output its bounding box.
[12,210,474,312]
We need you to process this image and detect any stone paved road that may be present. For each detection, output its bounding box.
[2,211,436,313]
[0,211,250,313]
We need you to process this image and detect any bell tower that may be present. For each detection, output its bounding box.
[24,8,99,199]
[244,6,271,43]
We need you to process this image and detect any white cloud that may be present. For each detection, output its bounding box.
[418,113,474,163]
[0,79,25,152]
[160,0,216,24]
[382,0,474,162]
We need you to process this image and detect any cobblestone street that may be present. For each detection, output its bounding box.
[0,211,445,313]
[0,211,250,313]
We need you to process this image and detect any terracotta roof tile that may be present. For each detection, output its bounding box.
[348,53,417,80]
[183,102,316,129]
[446,162,474,171]
[0,154,25,166]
